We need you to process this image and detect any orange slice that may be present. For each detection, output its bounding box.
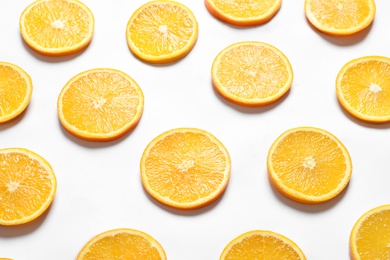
[20,0,94,56]
[267,126,352,204]
[220,230,306,259]
[0,62,33,123]
[305,0,376,36]
[77,228,166,260]
[0,148,57,226]
[57,68,144,142]
[336,56,390,123]
[140,128,231,209]
[211,41,293,107]
[350,204,390,260]
[126,0,198,64]
[205,0,282,26]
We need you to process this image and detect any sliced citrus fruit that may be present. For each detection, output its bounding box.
[126,0,198,64]
[205,0,282,26]
[57,68,144,142]
[211,41,293,107]
[305,0,376,36]
[77,228,167,260]
[267,126,352,204]
[350,204,390,260]
[140,128,231,209]
[220,230,306,259]
[20,0,94,56]
[0,148,57,226]
[336,56,390,123]
[0,62,33,123]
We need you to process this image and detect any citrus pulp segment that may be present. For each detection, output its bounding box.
[350,204,390,260]
[0,62,33,123]
[211,41,293,106]
[126,0,198,64]
[305,0,376,36]
[57,68,144,142]
[140,128,231,209]
[267,127,352,204]
[205,0,282,26]
[19,0,94,56]
[0,148,57,226]
[336,56,390,123]
[220,230,306,259]
[77,228,167,260]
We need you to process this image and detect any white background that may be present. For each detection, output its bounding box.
[1,0,390,259]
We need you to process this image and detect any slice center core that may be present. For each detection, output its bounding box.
[369,83,382,93]
[303,156,316,170]
[93,97,106,109]
[7,181,20,192]
[51,19,64,29]
[177,159,194,172]
[159,25,168,36]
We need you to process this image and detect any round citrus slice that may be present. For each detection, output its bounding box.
[77,228,167,260]
[305,0,376,36]
[0,62,33,123]
[220,230,306,259]
[267,126,352,204]
[0,148,57,226]
[126,0,198,64]
[140,128,231,209]
[57,68,144,142]
[211,41,293,107]
[19,0,94,56]
[350,204,390,260]
[205,0,282,26]
[336,56,390,123]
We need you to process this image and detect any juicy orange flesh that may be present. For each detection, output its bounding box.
[308,0,372,30]
[339,60,390,117]
[144,132,227,203]
[354,209,390,259]
[128,2,196,56]
[211,0,279,18]
[61,72,141,134]
[0,152,53,222]
[0,65,29,117]
[22,0,92,48]
[271,131,347,196]
[216,44,289,99]
[224,234,301,259]
[82,233,162,259]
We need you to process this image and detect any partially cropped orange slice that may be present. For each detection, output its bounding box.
[0,62,32,123]
[77,228,167,260]
[126,0,198,64]
[305,0,376,36]
[57,68,144,142]
[0,148,57,226]
[20,0,94,56]
[205,0,282,26]
[140,128,231,209]
[212,41,293,107]
[267,126,352,204]
[336,56,390,123]
[220,230,306,259]
[350,204,390,260]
